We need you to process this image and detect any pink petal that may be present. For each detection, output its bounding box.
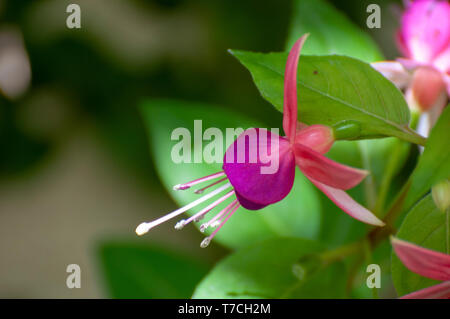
[400,0,450,64]
[426,90,448,129]
[444,73,450,96]
[371,61,411,89]
[411,66,447,112]
[392,237,450,281]
[294,125,335,154]
[396,58,424,71]
[293,143,368,190]
[296,122,309,131]
[223,128,295,210]
[396,29,410,58]
[283,34,308,142]
[433,45,450,73]
[307,177,385,226]
[400,281,450,299]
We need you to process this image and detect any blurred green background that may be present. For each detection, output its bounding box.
[0,0,402,298]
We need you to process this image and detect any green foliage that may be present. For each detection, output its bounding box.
[285,0,410,249]
[391,195,447,296]
[403,107,450,211]
[193,238,346,298]
[98,241,209,298]
[141,99,321,249]
[318,137,410,247]
[230,52,422,144]
[287,0,383,62]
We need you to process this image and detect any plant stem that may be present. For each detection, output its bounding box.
[446,209,449,255]
[374,139,409,214]
[399,126,427,146]
[303,170,420,297]
[309,181,411,272]
[345,253,365,295]
[343,180,413,291]
[315,179,411,281]
[320,241,364,265]
[358,141,377,210]
[380,180,411,225]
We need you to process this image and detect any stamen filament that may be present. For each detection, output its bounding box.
[173,171,225,191]
[210,208,230,228]
[200,199,238,232]
[200,202,240,248]
[176,190,235,230]
[194,177,228,194]
[212,200,242,227]
[136,182,231,235]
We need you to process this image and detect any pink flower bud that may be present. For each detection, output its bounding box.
[294,124,335,154]
[432,179,450,212]
[410,66,447,112]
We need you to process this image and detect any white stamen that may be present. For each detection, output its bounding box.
[174,219,186,230]
[173,184,188,191]
[201,200,238,232]
[135,223,151,236]
[183,190,235,226]
[194,177,228,194]
[210,220,221,228]
[194,215,205,222]
[200,237,211,248]
[203,203,240,245]
[135,183,231,236]
[199,224,207,233]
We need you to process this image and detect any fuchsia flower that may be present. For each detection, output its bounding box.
[372,0,450,132]
[391,237,450,299]
[136,35,384,248]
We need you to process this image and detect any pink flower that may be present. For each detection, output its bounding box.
[372,0,450,133]
[391,237,450,299]
[397,0,450,70]
[136,35,384,248]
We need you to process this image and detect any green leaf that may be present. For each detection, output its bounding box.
[318,188,368,247]
[351,239,395,298]
[329,138,410,202]
[192,237,346,298]
[319,138,410,247]
[230,52,422,144]
[98,241,209,298]
[403,107,450,211]
[141,99,321,249]
[287,0,383,62]
[391,195,447,296]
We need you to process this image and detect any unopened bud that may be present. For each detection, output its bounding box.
[200,237,211,248]
[410,66,446,113]
[295,124,335,154]
[432,180,450,212]
[332,120,361,141]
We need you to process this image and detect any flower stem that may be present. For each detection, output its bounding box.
[358,141,377,210]
[305,173,421,296]
[374,139,410,214]
[446,209,449,255]
[320,241,364,265]
[381,180,411,225]
[368,181,411,247]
